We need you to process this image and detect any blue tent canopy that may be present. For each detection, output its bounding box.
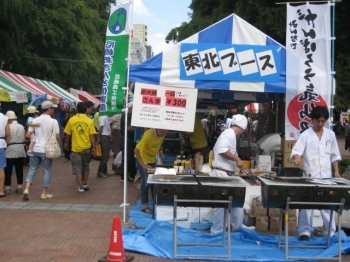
[130,14,286,96]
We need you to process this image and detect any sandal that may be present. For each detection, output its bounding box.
[141,207,153,214]
[16,188,23,194]
[0,193,5,198]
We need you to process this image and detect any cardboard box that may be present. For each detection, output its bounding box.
[287,216,297,231]
[268,216,297,232]
[256,155,271,172]
[255,216,269,231]
[268,208,282,217]
[252,198,268,217]
[268,208,296,217]
[269,216,281,231]
[281,138,297,153]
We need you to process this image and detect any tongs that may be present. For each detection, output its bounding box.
[299,168,311,177]
[241,168,259,184]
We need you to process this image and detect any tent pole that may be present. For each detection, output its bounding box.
[330,2,336,129]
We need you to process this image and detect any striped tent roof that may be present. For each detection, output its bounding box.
[0,74,32,101]
[33,78,81,103]
[67,88,100,106]
[0,70,81,103]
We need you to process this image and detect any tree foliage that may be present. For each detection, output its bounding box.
[165,0,350,110]
[0,0,114,94]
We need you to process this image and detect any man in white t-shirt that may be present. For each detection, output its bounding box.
[23,101,60,201]
[97,115,112,177]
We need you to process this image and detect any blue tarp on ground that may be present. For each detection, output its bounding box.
[124,200,350,261]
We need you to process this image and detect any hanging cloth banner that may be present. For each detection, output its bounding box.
[100,1,132,116]
[285,3,331,140]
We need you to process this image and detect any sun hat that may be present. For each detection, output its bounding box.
[6,111,17,120]
[27,106,39,114]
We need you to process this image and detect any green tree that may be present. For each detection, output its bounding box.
[0,0,114,94]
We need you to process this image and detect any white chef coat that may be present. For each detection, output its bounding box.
[291,127,340,237]
[291,127,341,178]
[209,128,243,234]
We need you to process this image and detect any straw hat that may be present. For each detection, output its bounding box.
[27,106,39,114]
[6,111,17,120]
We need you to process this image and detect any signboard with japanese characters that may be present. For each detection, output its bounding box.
[14,91,28,103]
[180,43,281,82]
[285,3,331,140]
[131,83,197,132]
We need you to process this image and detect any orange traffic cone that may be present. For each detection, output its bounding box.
[99,216,134,262]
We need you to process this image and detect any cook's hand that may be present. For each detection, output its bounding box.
[334,171,341,178]
[292,157,302,166]
[236,159,244,168]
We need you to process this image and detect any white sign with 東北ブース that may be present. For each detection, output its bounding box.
[131,83,198,132]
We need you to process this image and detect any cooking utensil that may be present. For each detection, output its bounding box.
[241,168,259,184]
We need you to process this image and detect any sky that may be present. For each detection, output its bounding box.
[132,0,192,55]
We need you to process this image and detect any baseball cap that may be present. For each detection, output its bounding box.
[42,101,58,109]
[127,101,133,108]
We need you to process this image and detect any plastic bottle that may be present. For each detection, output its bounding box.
[199,154,204,172]
[194,152,201,173]
[209,150,214,169]
[176,155,182,166]
[275,151,283,167]
[270,148,276,167]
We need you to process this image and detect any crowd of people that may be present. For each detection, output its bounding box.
[0,99,130,198]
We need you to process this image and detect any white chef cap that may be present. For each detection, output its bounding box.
[226,114,248,130]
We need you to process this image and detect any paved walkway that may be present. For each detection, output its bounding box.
[1,134,350,261]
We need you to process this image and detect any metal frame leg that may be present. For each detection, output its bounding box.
[280,197,344,262]
[173,196,233,259]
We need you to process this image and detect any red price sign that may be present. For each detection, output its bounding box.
[165,97,187,108]
[142,96,161,105]
[141,88,158,96]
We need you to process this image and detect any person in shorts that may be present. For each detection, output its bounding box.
[64,102,97,193]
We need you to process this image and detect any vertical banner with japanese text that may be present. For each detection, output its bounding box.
[131,83,198,132]
[285,3,331,140]
[100,1,132,115]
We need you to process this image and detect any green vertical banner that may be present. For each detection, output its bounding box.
[100,1,132,115]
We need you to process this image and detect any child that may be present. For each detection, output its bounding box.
[26,106,40,156]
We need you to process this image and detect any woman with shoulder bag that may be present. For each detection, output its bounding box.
[4,111,27,195]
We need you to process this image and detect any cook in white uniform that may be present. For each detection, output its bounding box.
[291,106,341,241]
[209,114,247,234]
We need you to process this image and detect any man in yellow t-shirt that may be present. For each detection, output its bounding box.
[134,128,168,213]
[185,117,210,163]
[64,102,97,193]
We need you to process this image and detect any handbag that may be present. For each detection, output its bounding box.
[45,121,61,159]
[93,144,102,160]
